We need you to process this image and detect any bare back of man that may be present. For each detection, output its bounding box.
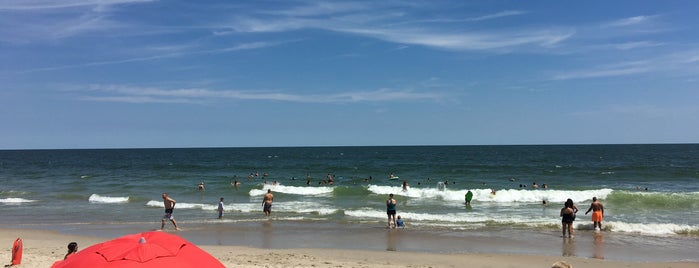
[263,189,274,216]
[585,197,604,230]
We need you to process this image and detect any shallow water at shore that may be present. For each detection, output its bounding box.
[6,219,697,262]
[1,145,698,262]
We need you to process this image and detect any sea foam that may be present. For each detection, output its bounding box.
[0,198,36,204]
[88,194,129,203]
[367,184,613,203]
[249,184,334,196]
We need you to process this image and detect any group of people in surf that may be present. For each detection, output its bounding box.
[560,197,605,238]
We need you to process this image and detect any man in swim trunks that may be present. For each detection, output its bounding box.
[585,196,604,231]
[386,193,397,228]
[161,193,179,230]
[263,189,273,216]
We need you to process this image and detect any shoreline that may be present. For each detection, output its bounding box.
[2,227,697,268]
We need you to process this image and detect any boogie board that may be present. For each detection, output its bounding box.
[465,191,473,204]
[12,238,22,265]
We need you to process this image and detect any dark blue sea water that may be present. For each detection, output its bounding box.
[1,145,698,261]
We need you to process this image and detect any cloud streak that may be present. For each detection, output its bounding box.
[72,84,444,104]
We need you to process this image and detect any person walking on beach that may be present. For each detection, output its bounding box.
[161,193,180,230]
[585,197,604,231]
[560,198,576,238]
[217,197,225,219]
[263,189,274,216]
[386,193,397,228]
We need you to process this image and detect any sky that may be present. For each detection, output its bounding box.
[1,0,698,149]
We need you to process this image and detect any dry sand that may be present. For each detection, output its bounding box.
[1,228,696,268]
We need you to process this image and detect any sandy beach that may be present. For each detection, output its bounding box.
[1,228,696,268]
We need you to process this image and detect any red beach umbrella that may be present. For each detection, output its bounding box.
[51,231,225,268]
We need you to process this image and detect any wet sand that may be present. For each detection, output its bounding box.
[2,227,697,268]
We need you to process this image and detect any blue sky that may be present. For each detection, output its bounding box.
[1,1,698,149]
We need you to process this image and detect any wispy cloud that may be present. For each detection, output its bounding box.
[552,48,699,80]
[552,61,652,80]
[71,84,443,104]
[0,0,154,11]
[604,15,659,27]
[467,10,528,22]
[0,0,155,43]
[10,41,285,74]
[226,15,573,51]
[612,41,665,50]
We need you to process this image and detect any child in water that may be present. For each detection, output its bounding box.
[396,215,406,228]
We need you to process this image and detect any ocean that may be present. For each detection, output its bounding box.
[1,145,698,261]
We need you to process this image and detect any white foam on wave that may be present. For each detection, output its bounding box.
[343,208,550,225]
[213,201,338,215]
[249,184,334,196]
[143,200,340,216]
[0,198,36,204]
[145,200,214,210]
[604,221,699,236]
[88,194,129,203]
[367,185,613,204]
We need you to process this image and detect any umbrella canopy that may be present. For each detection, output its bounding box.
[52,231,225,268]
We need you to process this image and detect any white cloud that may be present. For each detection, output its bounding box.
[613,41,664,50]
[552,48,699,81]
[71,84,443,104]
[605,15,658,27]
[552,61,651,80]
[0,0,154,11]
[12,41,285,74]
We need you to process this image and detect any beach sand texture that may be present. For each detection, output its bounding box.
[2,228,696,268]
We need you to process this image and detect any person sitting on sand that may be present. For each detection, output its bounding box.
[64,242,78,260]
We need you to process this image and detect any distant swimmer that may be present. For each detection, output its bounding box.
[262,189,274,216]
[490,189,496,195]
[402,181,409,191]
[585,197,604,231]
[232,179,240,186]
[198,181,205,191]
[161,193,180,230]
[532,182,539,189]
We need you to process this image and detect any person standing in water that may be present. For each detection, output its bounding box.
[217,197,225,219]
[161,193,180,230]
[560,198,576,238]
[585,197,604,231]
[263,189,274,216]
[386,193,397,228]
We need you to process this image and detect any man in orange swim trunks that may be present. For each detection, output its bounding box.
[585,197,604,231]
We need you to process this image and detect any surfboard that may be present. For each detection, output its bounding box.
[465,190,473,203]
[388,176,399,180]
